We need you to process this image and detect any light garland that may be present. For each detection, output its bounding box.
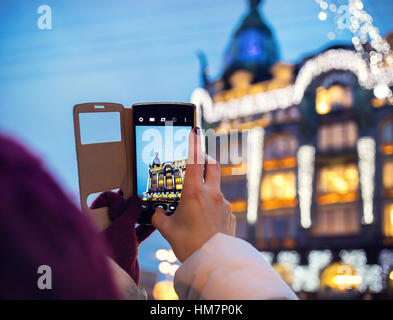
[379,249,393,289]
[316,0,393,96]
[277,251,300,268]
[268,249,386,293]
[246,127,264,224]
[291,250,332,292]
[297,145,315,229]
[191,49,393,123]
[340,249,383,293]
[357,137,376,224]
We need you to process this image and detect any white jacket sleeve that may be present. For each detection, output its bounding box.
[174,233,298,300]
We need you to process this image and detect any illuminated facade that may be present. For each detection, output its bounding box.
[143,153,187,201]
[192,0,393,298]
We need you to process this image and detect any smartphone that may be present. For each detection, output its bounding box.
[132,102,196,224]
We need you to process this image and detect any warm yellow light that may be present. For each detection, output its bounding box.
[158,261,172,274]
[389,270,393,281]
[333,177,348,194]
[332,275,363,287]
[390,208,393,226]
[384,205,393,237]
[345,167,358,180]
[230,200,247,213]
[316,101,330,114]
[155,249,168,261]
[272,174,285,186]
[153,280,179,300]
[261,171,297,209]
[166,250,178,263]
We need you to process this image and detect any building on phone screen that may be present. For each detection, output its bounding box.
[191,0,393,299]
[143,152,187,201]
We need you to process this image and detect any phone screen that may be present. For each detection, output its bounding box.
[135,125,191,200]
[133,104,194,223]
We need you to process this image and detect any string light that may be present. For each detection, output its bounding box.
[316,0,392,94]
[318,11,327,21]
[291,250,332,292]
[191,49,393,124]
[156,249,179,277]
[297,146,315,229]
[340,250,383,293]
[155,249,169,261]
[373,83,392,99]
[269,249,385,293]
[246,127,264,224]
[158,261,172,274]
[379,249,393,290]
[357,137,376,224]
[166,250,178,263]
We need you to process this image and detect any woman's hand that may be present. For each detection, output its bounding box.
[152,127,236,262]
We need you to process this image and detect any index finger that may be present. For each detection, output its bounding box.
[183,128,204,188]
[204,154,221,189]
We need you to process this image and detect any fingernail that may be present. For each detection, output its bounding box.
[193,127,200,135]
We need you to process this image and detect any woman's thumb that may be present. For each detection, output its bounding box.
[151,207,169,234]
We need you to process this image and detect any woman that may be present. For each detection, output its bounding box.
[0,129,297,300]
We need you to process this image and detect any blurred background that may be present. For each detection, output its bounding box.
[1,0,393,299]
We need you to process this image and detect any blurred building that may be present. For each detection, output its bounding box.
[191,0,393,299]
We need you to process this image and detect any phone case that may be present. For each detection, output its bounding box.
[73,102,195,227]
[73,103,134,228]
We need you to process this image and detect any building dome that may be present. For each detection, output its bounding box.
[152,152,161,166]
[223,0,280,83]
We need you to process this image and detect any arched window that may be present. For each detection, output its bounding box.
[315,85,353,115]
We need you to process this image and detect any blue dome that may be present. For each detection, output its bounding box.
[223,0,280,81]
[152,152,161,165]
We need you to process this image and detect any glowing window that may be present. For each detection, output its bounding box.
[318,121,357,151]
[383,204,393,237]
[317,164,359,204]
[260,171,297,210]
[315,85,353,115]
[383,161,393,192]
